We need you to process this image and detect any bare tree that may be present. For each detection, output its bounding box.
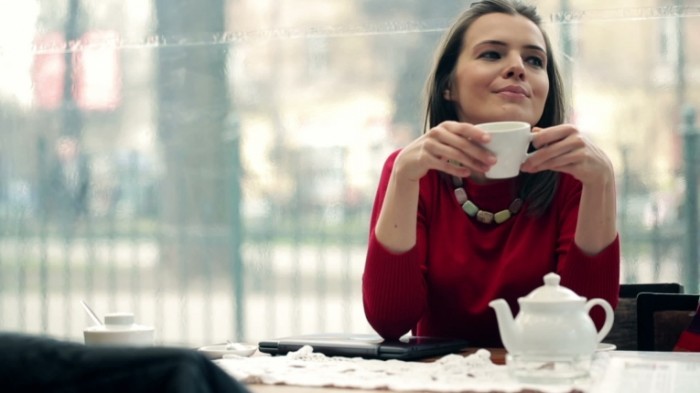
[155,0,245,339]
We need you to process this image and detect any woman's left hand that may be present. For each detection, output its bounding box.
[521,124,614,186]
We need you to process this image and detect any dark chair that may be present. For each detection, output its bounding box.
[619,283,684,298]
[603,283,684,350]
[0,332,250,393]
[637,292,699,351]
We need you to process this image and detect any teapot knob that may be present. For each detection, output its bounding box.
[524,272,580,301]
[543,272,560,286]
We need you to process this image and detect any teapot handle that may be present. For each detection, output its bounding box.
[585,298,614,342]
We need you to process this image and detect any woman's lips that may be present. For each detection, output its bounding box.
[496,90,528,100]
[497,85,530,96]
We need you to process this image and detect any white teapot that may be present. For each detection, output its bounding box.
[489,272,613,378]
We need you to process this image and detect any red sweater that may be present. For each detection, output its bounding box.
[363,150,620,347]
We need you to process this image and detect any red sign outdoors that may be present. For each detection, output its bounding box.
[32,30,121,111]
[73,30,121,111]
[32,31,66,110]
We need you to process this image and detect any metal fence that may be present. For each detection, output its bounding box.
[0,145,375,347]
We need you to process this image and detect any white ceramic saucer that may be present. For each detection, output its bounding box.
[597,343,617,352]
[198,343,257,359]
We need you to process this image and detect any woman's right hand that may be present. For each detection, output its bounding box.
[375,121,497,252]
[393,121,497,182]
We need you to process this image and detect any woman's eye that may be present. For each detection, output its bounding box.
[526,56,544,68]
[478,51,501,60]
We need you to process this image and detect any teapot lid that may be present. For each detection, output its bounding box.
[523,272,583,302]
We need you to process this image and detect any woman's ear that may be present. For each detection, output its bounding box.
[443,89,453,101]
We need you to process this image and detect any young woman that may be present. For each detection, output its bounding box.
[363,0,619,347]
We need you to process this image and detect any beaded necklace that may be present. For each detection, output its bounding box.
[451,176,523,224]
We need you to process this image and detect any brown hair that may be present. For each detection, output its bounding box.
[424,0,565,216]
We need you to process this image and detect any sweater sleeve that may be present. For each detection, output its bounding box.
[555,175,621,327]
[362,150,428,340]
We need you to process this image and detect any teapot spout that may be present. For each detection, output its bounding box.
[489,299,519,353]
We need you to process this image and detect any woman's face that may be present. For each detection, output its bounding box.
[445,13,549,125]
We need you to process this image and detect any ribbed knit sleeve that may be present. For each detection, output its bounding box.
[362,150,428,340]
[555,174,621,328]
[363,235,427,340]
[559,235,621,328]
[559,235,620,307]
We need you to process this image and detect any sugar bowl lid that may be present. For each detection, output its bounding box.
[105,312,136,326]
[521,272,584,302]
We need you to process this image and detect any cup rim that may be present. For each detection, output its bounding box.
[476,121,531,132]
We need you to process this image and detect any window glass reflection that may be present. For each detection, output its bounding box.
[0,0,698,347]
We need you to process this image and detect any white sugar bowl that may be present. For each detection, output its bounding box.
[84,312,154,346]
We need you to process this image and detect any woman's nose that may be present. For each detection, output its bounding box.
[503,55,526,80]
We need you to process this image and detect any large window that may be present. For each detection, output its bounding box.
[0,0,699,347]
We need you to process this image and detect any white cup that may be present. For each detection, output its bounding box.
[83,312,154,346]
[476,121,533,179]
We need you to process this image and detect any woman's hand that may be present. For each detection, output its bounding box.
[393,121,497,182]
[523,124,618,254]
[376,121,496,253]
[522,124,614,186]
